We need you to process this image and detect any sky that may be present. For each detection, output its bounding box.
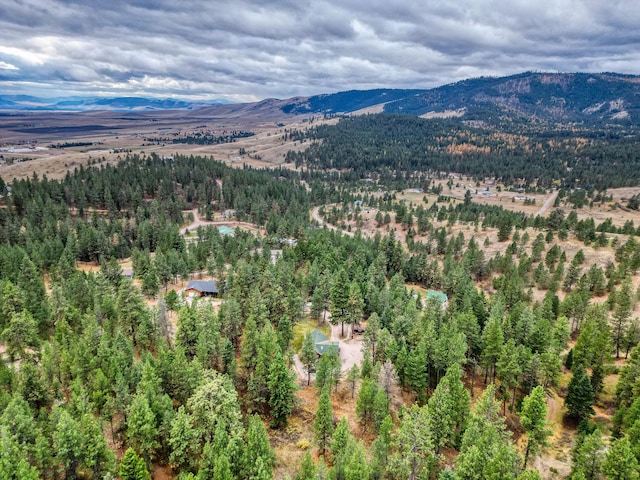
[1,0,639,102]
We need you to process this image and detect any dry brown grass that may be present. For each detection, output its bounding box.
[0,112,334,181]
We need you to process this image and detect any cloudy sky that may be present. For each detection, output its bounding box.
[1,0,639,102]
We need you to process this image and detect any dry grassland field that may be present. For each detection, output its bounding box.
[418,179,640,228]
[2,110,640,233]
[0,107,331,181]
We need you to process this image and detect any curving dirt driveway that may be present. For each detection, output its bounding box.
[531,389,573,480]
[310,206,354,237]
[534,190,559,217]
[180,209,263,235]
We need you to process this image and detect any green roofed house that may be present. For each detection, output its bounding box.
[310,329,340,356]
[425,290,448,309]
[217,225,235,236]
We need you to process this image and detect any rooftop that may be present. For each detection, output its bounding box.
[185,279,219,294]
[426,290,448,303]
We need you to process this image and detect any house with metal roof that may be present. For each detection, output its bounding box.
[185,279,219,297]
[217,225,235,236]
[310,329,340,356]
[425,290,448,309]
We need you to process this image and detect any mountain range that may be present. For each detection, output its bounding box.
[0,95,225,111]
[3,72,640,125]
[281,72,640,125]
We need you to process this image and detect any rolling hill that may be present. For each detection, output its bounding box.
[281,72,640,125]
[3,72,640,125]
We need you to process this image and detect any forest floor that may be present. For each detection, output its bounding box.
[532,388,574,480]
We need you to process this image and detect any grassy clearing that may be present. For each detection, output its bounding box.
[292,319,331,352]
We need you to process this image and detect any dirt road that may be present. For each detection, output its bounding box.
[531,389,573,479]
[310,206,354,237]
[179,209,263,235]
[535,190,559,217]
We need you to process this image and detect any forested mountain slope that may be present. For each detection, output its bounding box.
[282,72,640,126]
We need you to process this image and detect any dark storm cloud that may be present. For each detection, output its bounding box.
[0,0,639,100]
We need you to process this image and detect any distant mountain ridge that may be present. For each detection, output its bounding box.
[281,72,640,125]
[3,72,640,124]
[0,95,227,111]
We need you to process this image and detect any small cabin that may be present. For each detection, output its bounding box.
[185,280,219,298]
[218,226,235,236]
[310,330,340,356]
[121,268,134,279]
[425,290,448,309]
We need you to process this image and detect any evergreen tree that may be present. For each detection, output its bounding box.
[372,387,389,434]
[165,289,179,311]
[300,331,317,386]
[406,341,428,403]
[346,364,360,399]
[186,372,243,445]
[371,415,393,480]
[240,315,260,377]
[612,279,633,358]
[81,413,116,478]
[1,310,40,361]
[142,267,160,297]
[603,436,639,480]
[455,385,519,480]
[119,448,151,480]
[574,305,612,393]
[268,350,296,428]
[571,430,605,480]
[169,406,198,472]
[517,471,543,480]
[388,404,435,480]
[244,415,275,480]
[315,347,341,392]
[345,281,364,338]
[53,409,83,480]
[248,322,279,412]
[17,256,50,331]
[126,392,160,463]
[565,364,595,421]
[363,312,381,359]
[295,451,317,480]
[497,339,521,413]
[314,386,334,456]
[344,439,371,480]
[277,315,293,352]
[481,314,504,384]
[427,363,470,453]
[520,386,551,469]
[356,378,377,432]
[331,417,351,470]
[0,439,40,479]
[330,269,351,337]
[210,454,234,480]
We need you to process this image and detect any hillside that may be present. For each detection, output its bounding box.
[281,72,640,125]
[5,72,640,126]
